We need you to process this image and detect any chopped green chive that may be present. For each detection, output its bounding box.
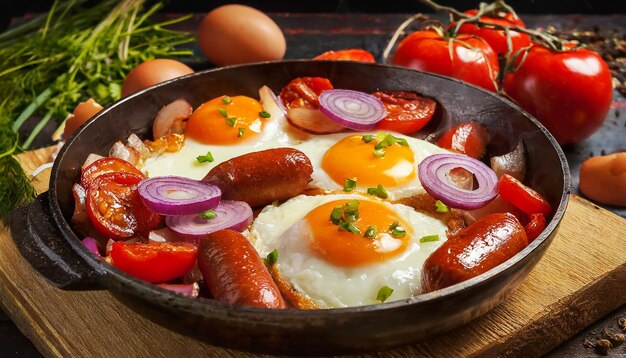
[345,200,360,213]
[221,96,232,105]
[196,151,214,163]
[237,128,246,137]
[420,234,440,243]
[383,134,397,146]
[369,132,410,158]
[389,221,406,238]
[259,111,271,118]
[330,206,343,224]
[434,200,450,213]
[339,221,361,235]
[367,184,388,199]
[376,285,394,303]
[266,249,278,266]
[199,209,216,220]
[225,116,237,127]
[363,225,377,239]
[373,148,386,158]
[218,108,228,117]
[343,178,357,192]
[396,137,409,146]
[361,134,374,143]
[375,132,387,142]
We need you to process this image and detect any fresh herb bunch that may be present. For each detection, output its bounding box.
[0,0,195,219]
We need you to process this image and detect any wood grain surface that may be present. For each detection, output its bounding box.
[1,147,625,357]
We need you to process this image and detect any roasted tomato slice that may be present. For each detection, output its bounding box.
[279,77,333,109]
[436,122,488,159]
[498,174,552,217]
[373,91,436,134]
[313,49,375,62]
[110,242,198,283]
[524,213,547,243]
[86,172,162,239]
[81,157,144,187]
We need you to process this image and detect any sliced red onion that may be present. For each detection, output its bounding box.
[166,200,253,240]
[138,176,221,216]
[418,153,498,210]
[259,85,287,116]
[153,98,192,139]
[318,89,387,130]
[490,141,526,181]
[148,227,181,243]
[157,282,200,297]
[287,107,345,134]
[82,237,100,257]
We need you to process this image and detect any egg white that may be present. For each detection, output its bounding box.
[250,193,448,308]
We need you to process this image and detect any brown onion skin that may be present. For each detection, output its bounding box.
[202,148,313,208]
[422,212,528,293]
[198,230,285,308]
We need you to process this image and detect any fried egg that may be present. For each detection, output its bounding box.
[250,193,448,308]
[294,132,449,200]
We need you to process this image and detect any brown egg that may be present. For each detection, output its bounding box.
[121,59,193,97]
[579,152,626,206]
[198,5,286,66]
[63,98,103,139]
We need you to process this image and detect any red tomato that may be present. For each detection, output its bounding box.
[456,9,531,56]
[110,242,198,283]
[372,91,436,134]
[81,157,144,187]
[498,174,552,217]
[279,77,333,109]
[436,122,488,159]
[524,213,546,243]
[503,45,612,145]
[86,173,162,239]
[392,30,499,92]
[313,49,375,62]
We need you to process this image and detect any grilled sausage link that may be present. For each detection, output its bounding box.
[421,212,528,293]
[198,229,285,309]
[202,148,313,208]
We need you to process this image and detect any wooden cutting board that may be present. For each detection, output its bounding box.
[1,147,625,358]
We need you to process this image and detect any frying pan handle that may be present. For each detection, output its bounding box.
[10,192,103,290]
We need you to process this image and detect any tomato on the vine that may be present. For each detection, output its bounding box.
[392,30,499,92]
[503,45,612,145]
[456,9,531,56]
[313,49,375,62]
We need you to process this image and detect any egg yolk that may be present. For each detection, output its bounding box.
[321,135,416,188]
[306,199,412,267]
[185,95,266,144]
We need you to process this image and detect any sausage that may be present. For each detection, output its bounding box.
[198,230,285,308]
[421,212,528,293]
[202,148,313,208]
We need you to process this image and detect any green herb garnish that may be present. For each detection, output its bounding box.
[196,151,214,163]
[343,178,357,192]
[367,184,388,199]
[329,200,362,235]
[199,209,216,220]
[434,200,450,213]
[368,132,410,158]
[363,225,377,239]
[221,96,232,105]
[338,221,361,235]
[361,134,374,143]
[419,234,440,243]
[217,108,228,117]
[329,205,343,224]
[373,148,386,158]
[376,286,394,303]
[265,249,278,266]
[389,221,406,238]
[259,111,271,118]
[225,116,237,127]
[237,128,245,137]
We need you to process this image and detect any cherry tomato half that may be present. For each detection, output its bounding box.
[373,91,437,134]
[503,45,612,145]
[313,49,375,62]
[498,174,552,217]
[279,77,333,109]
[456,9,531,56]
[524,213,547,243]
[81,157,144,187]
[86,172,162,239]
[392,30,499,92]
[436,122,489,159]
[110,242,198,283]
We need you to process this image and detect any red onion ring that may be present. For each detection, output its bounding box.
[82,237,100,257]
[318,89,387,130]
[418,153,498,210]
[138,176,221,216]
[165,200,253,240]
